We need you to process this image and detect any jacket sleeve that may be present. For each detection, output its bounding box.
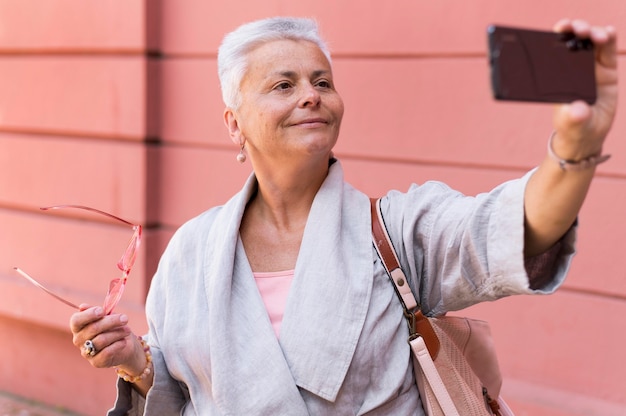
[380,170,576,316]
[107,342,187,415]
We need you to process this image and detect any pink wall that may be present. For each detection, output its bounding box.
[1,1,625,415]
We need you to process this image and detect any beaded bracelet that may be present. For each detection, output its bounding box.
[547,131,611,171]
[115,336,153,383]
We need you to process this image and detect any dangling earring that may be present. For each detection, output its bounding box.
[236,142,246,163]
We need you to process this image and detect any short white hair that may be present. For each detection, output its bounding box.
[217,16,332,109]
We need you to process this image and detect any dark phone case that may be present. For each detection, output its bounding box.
[487,25,596,104]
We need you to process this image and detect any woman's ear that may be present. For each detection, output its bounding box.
[224,108,243,145]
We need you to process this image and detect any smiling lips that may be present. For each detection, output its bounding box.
[293,117,327,127]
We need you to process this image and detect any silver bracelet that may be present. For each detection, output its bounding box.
[547,131,611,171]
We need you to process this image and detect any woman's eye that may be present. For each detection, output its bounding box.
[275,82,292,90]
[316,80,332,88]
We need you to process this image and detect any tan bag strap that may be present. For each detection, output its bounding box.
[370,198,418,311]
[370,198,441,358]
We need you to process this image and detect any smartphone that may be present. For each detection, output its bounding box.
[487,25,596,104]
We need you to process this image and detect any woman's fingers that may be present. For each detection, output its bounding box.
[69,305,104,334]
[552,19,617,70]
[553,19,589,37]
[73,313,130,350]
[78,323,131,356]
[69,306,135,368]
[82,330,136,369]
[552,19,615,48]
[552,19,618,145]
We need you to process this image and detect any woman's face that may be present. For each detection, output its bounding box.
[225,39,344,165]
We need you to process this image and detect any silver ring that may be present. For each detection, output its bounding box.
[83,340,96,357]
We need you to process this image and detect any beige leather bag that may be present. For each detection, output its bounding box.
[371,198,514,416]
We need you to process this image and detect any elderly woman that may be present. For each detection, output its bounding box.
[69,16,618,415]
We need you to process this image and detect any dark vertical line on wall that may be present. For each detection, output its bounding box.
[144,0,164,291]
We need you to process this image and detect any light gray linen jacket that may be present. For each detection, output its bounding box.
[109,160,575,415]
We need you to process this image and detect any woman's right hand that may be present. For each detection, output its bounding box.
[69,305,153,395]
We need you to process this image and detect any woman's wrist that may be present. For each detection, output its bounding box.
[115,336,153,383]
[547,131,610,171]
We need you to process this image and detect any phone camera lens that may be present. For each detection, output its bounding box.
[566,38,593,52]
[566,39,580,51]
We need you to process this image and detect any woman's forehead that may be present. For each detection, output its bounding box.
[245,39,331,75]
[249,39,327,63]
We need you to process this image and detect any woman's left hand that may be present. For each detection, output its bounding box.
[551,19,618,159]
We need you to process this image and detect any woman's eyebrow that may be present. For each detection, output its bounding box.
[270,69,331,78]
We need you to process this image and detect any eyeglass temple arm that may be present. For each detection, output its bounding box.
[41,205,134,226]
[13,267,80,310]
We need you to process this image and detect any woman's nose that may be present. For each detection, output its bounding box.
[299,84,321,107]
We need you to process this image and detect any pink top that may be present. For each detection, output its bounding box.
[253,269,294,338]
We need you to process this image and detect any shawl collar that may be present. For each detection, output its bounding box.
[202,161,373,412]
[280,161,373,401]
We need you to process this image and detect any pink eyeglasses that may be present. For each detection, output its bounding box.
[14,205,142,315]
